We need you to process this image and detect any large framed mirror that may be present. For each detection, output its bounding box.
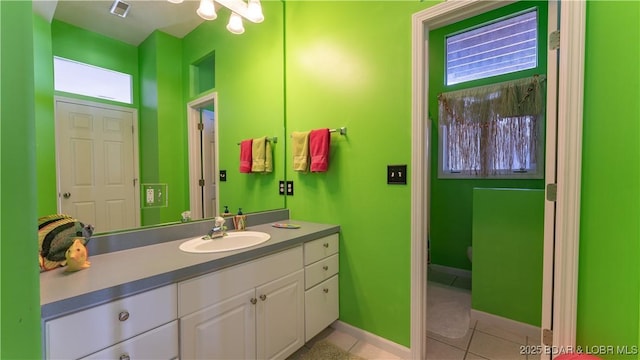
[36,0,286,235]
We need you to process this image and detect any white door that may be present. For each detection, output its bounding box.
[180,288,256,360]
[201,108,216,218]
[56,99,138,233]
[256,269,305,360]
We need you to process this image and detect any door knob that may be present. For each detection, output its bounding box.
[62,192,71,199]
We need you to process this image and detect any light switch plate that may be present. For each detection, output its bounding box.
[387,165,407,185]
[219,170,227,182]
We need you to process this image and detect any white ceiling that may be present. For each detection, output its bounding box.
[36,0,206,45]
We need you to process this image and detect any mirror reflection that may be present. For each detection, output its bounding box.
[36,0,286,234]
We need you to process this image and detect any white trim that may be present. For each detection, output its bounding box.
[428,264,471,279]
[330,321,411,360]
[541,1,559,358]
[553,0,586,352]
[470,309,541,341]
[411,1,585,359]
[187,92,220,220]
[53,96,141,228]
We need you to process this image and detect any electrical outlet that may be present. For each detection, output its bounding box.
[219,170,227,182]
[387,165,407,185]
[146,189,154,204]
[279,181,285,195]
[286,181,294,196]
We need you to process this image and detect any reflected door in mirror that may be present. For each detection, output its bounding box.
[56,100,138,232]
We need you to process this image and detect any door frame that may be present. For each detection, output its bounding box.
[187,92,220,220]
[54,96,141,228]
[410,1,586,358]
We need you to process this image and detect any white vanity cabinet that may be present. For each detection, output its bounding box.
[44,284,178,360]
[303,233,339,342]
[179,246,305,360]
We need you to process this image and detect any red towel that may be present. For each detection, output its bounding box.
[309,128,330,172]
[239,139,253,173]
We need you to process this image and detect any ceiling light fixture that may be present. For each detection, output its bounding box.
[226,12,245,34]
[196,0,217,21]
[168,0,263,34]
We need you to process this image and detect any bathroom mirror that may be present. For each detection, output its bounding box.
[38,0,286,235]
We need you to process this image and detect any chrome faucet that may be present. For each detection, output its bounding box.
[206,216,227,239]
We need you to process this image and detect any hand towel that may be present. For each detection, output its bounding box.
[309,128,330,172]
[292,131,310,172]
[239,139,253,173]
[264,140,273,173]
[251,136,267,172]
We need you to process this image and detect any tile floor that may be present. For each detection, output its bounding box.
[290,266,538,359]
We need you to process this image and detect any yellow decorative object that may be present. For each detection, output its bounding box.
[64,239,91,272]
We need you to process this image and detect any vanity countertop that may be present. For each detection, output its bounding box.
[40,220,339,320]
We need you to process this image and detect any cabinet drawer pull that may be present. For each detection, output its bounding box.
[323,288,329,293]
[119,354,131,360]
[250,298,257,305]
[118,311,130,322]
[323,265,329,271]
[323,243,329,248]
[259,294,267,301]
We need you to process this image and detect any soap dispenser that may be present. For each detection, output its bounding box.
[223,205,231,217]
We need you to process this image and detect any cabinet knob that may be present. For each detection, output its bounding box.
[323,265,329,271]
[250,298,257,305]
[118,311,130,322]
[259,294,267,301]
[323,288,329,293]
[119,354,131,360]
[323,243,329,248]
[62,192,71,199]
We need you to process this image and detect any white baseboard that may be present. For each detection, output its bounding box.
[470,309,541,340]
[331,320,411,359]
[429,264,472,278]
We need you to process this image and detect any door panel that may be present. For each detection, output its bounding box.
[56,100,137,232]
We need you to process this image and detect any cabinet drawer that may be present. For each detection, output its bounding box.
[305,253,339,289]
[45,285,177,360]
[304,275,339,342]
[179,246,302,317]
[81,321,178,360]
[303,234,339,265]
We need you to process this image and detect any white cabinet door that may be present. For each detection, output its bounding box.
[256,269,305,360]
[180,288,256,360]
[305,275,339,342]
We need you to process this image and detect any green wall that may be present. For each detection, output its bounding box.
[472,188,544,326]
[284,1,430,346]
[0,1,42,358]
[181,1,286,214]
[428,1,547,271]
[139,31,187,225]
[577,1,640,357]
[4,0,640,354]
[34,13,56,216]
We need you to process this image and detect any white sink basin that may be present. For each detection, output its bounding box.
[179,231,271,253]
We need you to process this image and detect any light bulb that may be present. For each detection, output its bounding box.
[226,12,245,34]
[247,0,264,23]
[196,0,217,20]
[167,0,184,4]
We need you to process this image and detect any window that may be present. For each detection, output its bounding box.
[438,76,544,178]
[446,10,538,85]
[53,57,133,104]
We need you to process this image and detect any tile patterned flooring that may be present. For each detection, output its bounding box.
[290,267,538,359]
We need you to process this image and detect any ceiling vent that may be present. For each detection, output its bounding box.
[109,0,131,18]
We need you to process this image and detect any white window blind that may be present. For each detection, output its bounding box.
[54,57,133,104]
[446,10,538,85]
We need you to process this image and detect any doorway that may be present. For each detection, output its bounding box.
[55,97,140,233]
[411,1,586,359]
[187,92,220,220]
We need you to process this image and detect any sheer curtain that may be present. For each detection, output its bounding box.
[438,75,545,177]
